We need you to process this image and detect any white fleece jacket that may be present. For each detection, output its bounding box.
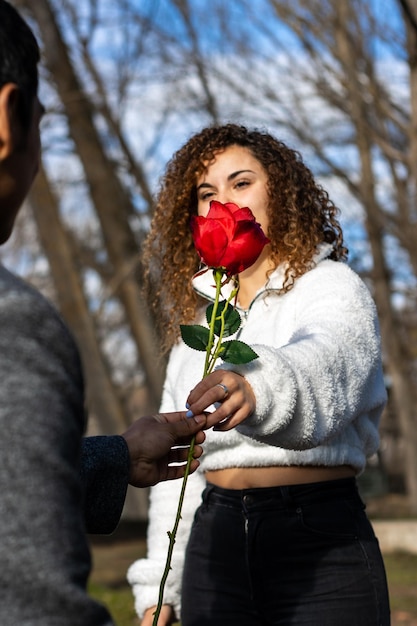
[128,247,387,619]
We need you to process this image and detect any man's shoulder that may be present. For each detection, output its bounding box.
[0,264,45,301]
[0,264,60,318]
[0,265,78,359]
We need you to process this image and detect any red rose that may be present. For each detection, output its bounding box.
[190,201,270,276]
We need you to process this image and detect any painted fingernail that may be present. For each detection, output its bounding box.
[185,402,190,409]
[186,409,194,418]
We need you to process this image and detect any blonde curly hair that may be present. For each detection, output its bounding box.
[143,124,347,353]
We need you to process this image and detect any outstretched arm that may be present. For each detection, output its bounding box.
[82,412,207,534]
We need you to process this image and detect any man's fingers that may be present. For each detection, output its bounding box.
[165,458,200,481]
[165,414,208,442]
[153,410,206,426]
[168,444,203,463]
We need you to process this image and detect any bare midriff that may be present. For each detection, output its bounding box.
[204,465,356,490]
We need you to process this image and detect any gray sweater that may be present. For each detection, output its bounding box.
[0,265,129,625]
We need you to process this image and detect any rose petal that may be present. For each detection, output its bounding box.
[232,207,257,223]
[191,217,229,267]
[206,201,236,230]
[221,222,270,274]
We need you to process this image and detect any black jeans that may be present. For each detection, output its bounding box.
[181,478,390,626]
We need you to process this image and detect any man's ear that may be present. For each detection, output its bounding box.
[0,83,22,161]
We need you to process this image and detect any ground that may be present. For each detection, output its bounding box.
[89,510,417,626]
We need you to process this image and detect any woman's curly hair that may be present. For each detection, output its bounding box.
[143,123,348,353]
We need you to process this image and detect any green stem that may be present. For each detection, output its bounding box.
[152,268,226,626]
[206,286,238,374]
[203,268,223,377]
[152,437,195,625]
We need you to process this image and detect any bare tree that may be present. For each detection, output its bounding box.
[8,0,417,509]
[17,0,165,412]
[29,164,127,432]
[259,0,417,508]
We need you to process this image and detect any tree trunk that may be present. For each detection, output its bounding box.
[22,0,165,409]
[29,164,127,433]
[335,1,417,510]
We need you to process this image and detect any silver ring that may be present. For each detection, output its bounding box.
[216,383,229,399]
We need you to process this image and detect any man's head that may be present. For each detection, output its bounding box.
[0,0,40,129]
[0,0,42,244]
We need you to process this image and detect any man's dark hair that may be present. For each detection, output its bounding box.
[0,0,40,128]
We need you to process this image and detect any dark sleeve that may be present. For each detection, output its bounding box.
[0,274,114,626]
[81,435,130,534]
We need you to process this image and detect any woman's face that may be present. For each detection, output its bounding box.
[196,145,270,235]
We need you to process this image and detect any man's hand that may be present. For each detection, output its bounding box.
[121,412,207,488]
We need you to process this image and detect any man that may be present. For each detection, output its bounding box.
[0,1,213,623]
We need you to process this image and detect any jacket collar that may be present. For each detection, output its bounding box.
[192,242,334,304]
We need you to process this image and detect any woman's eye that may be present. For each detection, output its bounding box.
[200,191,214,201]
[235,180,250,189]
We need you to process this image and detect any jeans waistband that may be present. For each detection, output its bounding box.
[202,477,359,510]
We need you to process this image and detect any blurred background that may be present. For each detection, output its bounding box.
[4,0,417,527]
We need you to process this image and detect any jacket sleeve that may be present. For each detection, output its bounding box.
[0,279,114,625]
[221,261,387,451]
[127,367,206,620]
[81,435,130,534]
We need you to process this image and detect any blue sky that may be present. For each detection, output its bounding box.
[3,0,413,298]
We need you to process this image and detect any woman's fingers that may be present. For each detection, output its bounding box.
[186,370,255,428]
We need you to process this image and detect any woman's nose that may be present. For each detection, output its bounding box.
[217,190,236,206]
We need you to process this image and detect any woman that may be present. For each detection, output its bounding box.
[128,124,390,625]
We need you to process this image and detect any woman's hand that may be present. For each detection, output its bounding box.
[186,370,255,431]
[141,604,175,626]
